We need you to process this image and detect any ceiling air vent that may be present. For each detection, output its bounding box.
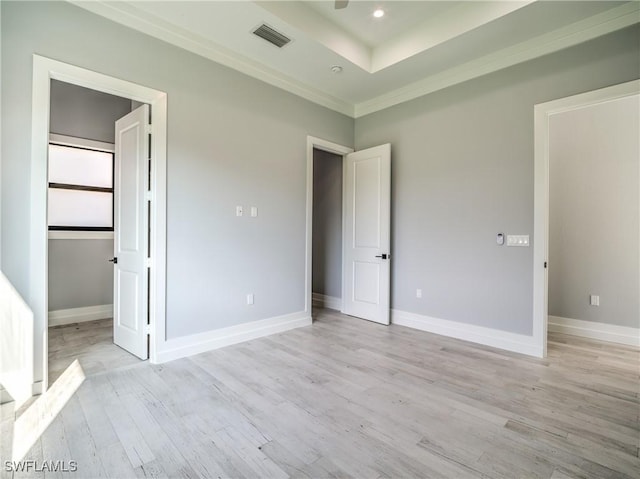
[252,24,291,48]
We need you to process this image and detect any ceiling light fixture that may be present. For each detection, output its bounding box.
[373,9,385,18]
[331,65,343,74]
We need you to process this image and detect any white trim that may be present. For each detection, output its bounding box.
[71,1,638,118]
[48,133,114,152]
[31,55,168,393]
[549,316,640,347]
[155,311,312,364]
[32,381,44,396]
[533,80,640,359]
[312,293,342,311]
[48,231,114,240]
[69,0,353,117]
[392,309,543,358]
[48,304,113,327]
[305,137,353,319]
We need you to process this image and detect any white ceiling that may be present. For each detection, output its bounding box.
[72,1,639,117]
[304,1,461,48]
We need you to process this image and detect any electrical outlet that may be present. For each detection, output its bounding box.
[507,235,530,247]
[416,289,422,299]
[250,206,258,217]
[247,293,254,305]
[589,295,599,306]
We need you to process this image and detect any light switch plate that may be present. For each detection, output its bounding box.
[507,235,529,247]
[236,206,243,217]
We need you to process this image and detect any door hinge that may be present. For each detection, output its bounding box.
[146,258,152,268]
[145,125,152,134]
[144,324,152,335]
[146,190,153,201]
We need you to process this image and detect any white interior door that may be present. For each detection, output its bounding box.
[113,105,149,359]
[342,143,391,325]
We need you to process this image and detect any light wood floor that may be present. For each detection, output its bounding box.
[2,308,639,478]
[48,318,141,384]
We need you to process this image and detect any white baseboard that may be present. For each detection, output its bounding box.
[549,316,639,347]
[392,309,543,357]
[48,304,113,327]
[155,311,312,363]
[312,293,342,311]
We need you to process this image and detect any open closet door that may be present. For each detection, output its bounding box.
[342,144,391,325]
[112,105,149,359]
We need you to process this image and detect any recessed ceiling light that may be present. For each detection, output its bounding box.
[373,9,385,18]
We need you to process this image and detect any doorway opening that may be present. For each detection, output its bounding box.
[533,80,640,357]
[46,81,144,383]
[31,55,167,393]
[305,136,392,326]
[311,147,345,313]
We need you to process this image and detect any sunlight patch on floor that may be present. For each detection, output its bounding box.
[11,359,85,462]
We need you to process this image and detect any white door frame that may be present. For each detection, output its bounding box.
[305,136,353,316]
[31,55,168,392]
[532,79,640,357]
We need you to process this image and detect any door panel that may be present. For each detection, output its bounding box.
[113,105,149,359]
[117,270,139,331]
[353,261,380,304]
[342,144,391,325]
[118,126,141,252]
[354,158,381,248]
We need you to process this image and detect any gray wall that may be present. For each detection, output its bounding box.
[2,1,637,360]
[48,81,131,312]
[1,2,354,344]
[355,26,640,335]
[50,79,132,143]
[549,95,639,329]
[312,148,343,298]
[48,240,115,311]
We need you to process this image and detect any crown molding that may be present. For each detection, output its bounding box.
[69,0,354,117]
[69,1,638,120]
[354,2,640,118]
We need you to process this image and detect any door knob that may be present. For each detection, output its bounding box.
[108,257,118,264]
[375,254,389,260]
